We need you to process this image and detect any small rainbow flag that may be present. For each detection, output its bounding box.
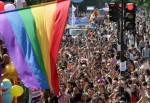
[0,0,70,95]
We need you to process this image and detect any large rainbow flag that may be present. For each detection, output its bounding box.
[0,0,70,95]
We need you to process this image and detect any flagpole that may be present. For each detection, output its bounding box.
[71,5,73,27]
[71,5,75,27]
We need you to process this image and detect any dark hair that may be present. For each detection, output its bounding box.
[118,86,124,93]
[127,79,132,85]
[133,71,139,78]
[107,77,112,84]
[115,64,120,72]
[97,97,105,103]
[0,39,3,45]
[145,69,150,76]
[89,82,94,88]
[111,53,115,58]
[114,77,118,81]
[142,81,147,86]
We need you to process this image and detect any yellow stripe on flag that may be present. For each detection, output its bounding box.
[44,3,57,43]
[31,6,53,87]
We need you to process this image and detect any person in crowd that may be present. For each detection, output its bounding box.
[90,8,100,29]
[142,44,150,61]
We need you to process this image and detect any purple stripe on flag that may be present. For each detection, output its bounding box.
[0,14,40,88]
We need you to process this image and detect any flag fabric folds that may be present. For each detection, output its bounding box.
[0,0,70,95]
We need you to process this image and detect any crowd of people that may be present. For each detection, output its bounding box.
[54,12,150,103]
[0,1,150,102]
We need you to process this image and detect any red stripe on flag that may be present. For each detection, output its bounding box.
[50,0,70,95]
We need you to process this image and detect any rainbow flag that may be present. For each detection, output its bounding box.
[0,0,70,95]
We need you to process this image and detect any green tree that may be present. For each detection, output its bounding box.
[132,0,150,15]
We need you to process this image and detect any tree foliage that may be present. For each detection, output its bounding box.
[129,0,150,9]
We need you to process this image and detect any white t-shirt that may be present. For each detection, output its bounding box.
[15,0,26,8]
[128,34,134,47]
[119,61,127,71]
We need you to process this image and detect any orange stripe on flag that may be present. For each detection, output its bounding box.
[44,3,57,88]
